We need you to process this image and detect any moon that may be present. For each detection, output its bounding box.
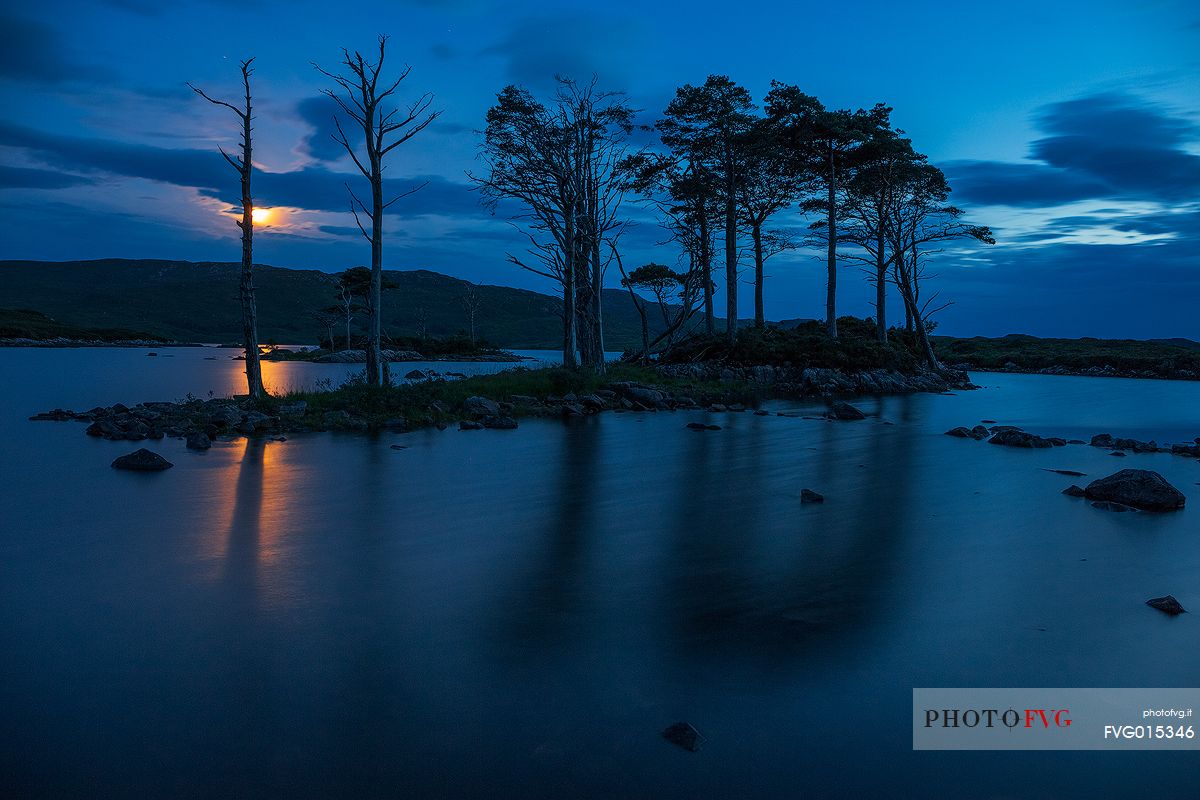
[251,207,271,225]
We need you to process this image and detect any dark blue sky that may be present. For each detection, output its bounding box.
[2,0,1197,338]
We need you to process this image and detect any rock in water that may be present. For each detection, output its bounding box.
[662,722,704,752]
[185,431,211,450]
[459,420,484,431]
[945,426,974,438]
[1146,595,1187,616]
[1043,468,1086,477]
[826,401,866,421]
[1083,469,1186,512]
[800,489,825,503]
[463,396,501,417]
[1062,485,1087,497]
[111,448,173,471]
[988,429,1053,448]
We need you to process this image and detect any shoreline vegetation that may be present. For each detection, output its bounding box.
[28,321,1200,468]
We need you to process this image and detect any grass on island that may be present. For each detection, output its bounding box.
[933,334,1200,376]
[263,333,516,361]
[259,362,753,428]
[659,317,923,372]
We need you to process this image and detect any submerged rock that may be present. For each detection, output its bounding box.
[1091,500,1133,512]
[662,722,704,752]
[988,429,1054,448]
[800,488,825,504]
[1146,595,1187,616]
[111,448,173,471]
[826,401,866,421]
[1083,469,1186,512]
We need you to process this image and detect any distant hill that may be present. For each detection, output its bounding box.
[0,258,685,349]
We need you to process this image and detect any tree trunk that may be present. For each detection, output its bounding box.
[238,88,264,400]
[752,222,765,328]
[825,142,838,339]
[725,162,738,345]
[699,210,714,335]
[875,224,887,343]
[591,238,605,375]
[366,150,385,386]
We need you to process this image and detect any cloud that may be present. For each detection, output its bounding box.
[0,12,102,85]
[0,121,484,219]
[482,15,635,88]
[948,93,1200,207]
[295,96,345,163]
[0,166,97,190]
[946,162,1110,207]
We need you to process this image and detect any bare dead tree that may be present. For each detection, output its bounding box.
[189,58,266,399]
[312,310,339,351]
[460,284,483,345]
[314,36,440,386]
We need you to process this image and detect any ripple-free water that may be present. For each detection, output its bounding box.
[2,348,1197,798]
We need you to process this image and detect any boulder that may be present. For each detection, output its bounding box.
[483,415,519,430]
[185,431,211,450]
[662,722,704,752]
[1083,469,1186,512]
[1062,484,1086,497]
[1146,595,1187,616]
[404,369,427,380]
[826,401,866,421]
[945,426,974,438]
[463,396,501,417]
[459,420,484,431]
[988,429,1053,448]
[800,488,824,503]
[111,448,173,471]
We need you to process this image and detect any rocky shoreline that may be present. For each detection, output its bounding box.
[950,362,1199,381]
[27,362,970,446]
[304,348,528,364]
[657,363,975,395]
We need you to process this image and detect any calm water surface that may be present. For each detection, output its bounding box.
[1,348,1197,798]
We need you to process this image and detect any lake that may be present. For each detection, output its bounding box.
[2,347,1197,798]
